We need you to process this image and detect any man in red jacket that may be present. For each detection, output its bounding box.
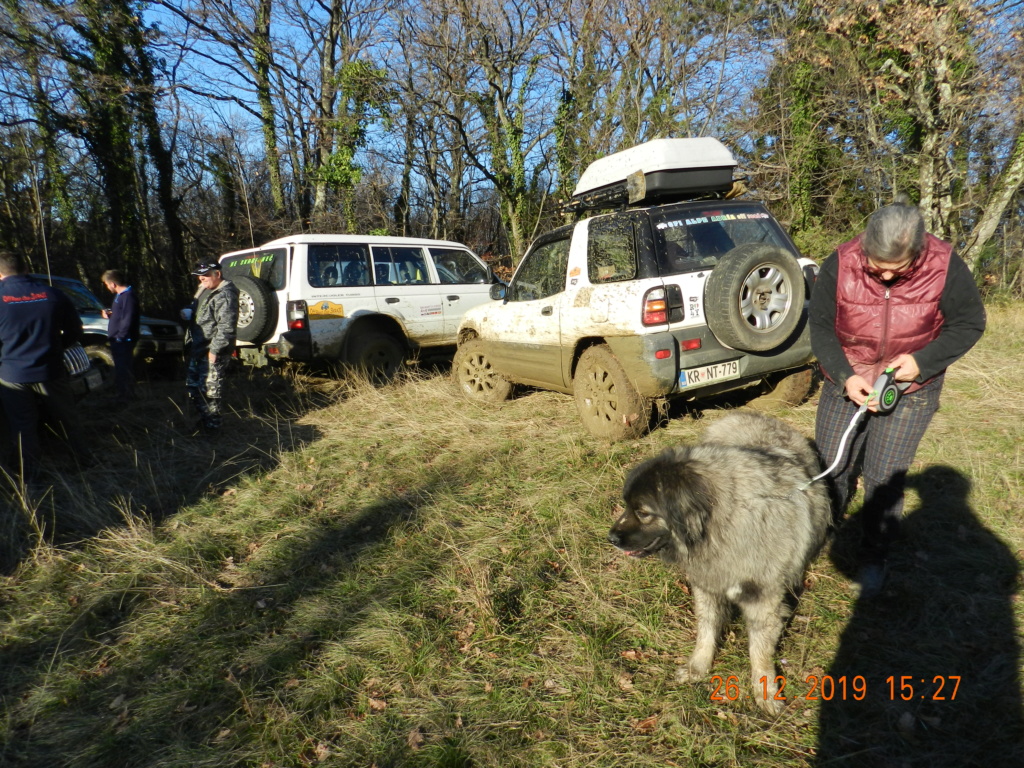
[809,200,986,596]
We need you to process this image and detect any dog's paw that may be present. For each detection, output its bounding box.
[754,694,786,716]
[674,661,710,684]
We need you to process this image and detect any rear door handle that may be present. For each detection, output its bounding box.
[541,306,553,316]
[385,297,399,304]
[446,295,460,302]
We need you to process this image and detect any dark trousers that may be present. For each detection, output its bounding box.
[0,375,82,482]
[110,339,137,398]
[814,376,942,558]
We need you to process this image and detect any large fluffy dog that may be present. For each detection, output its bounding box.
[607,411,830,712]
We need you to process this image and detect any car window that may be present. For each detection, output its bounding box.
[430,248,488,284]
[52,280,104,313]
[509,238,571,301]
[588,216,638,283]
[371,246,430,285]
[651,204,797,276]
[308,243,371,287]
[221,248,287,290]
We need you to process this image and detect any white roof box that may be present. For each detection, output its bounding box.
[571,138,737,209]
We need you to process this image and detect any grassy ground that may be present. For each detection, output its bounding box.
[1,308,1022,768]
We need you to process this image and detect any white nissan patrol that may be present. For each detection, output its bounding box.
[452,138,818,440]
[219,234,495,380]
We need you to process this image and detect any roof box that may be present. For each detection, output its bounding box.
[569,138,737,212]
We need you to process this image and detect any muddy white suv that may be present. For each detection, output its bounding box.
[219,234,495,379]
[452,138,818,440]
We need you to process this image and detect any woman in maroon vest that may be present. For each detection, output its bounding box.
[809,200,986,597]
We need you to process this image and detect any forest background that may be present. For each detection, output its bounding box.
[1,0,1023,314]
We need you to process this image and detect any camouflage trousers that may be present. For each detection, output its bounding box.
[186,351,230,428]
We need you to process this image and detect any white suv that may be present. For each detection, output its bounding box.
[219,234,495,379]
[453,138,818,440]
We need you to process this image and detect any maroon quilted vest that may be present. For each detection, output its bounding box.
[833,232,951,392]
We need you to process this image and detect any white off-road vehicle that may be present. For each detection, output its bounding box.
[453,138,818,440]
[219,234,495,380]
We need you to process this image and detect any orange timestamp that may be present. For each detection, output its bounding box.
[709,674,961,702]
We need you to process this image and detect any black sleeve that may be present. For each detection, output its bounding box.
[808,251,855,386]
[912,253,986,381]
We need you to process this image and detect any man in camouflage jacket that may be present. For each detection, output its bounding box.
[185,262,239,430]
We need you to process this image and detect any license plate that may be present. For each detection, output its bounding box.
[679,360,740,388]
[166,341,184,352]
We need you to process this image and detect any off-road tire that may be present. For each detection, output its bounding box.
[704,244,805,352]
[85,344,115,387]
[573,345,650,441]
[233,275,277,344]
[452,339,512,403]
[347,330,405,385]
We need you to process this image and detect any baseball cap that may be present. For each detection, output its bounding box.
[191,262,222,276]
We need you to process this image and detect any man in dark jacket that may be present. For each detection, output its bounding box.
[101,269,140,399]
[809,200,986,596]
[184,262,239,430]
[0,250,86,484]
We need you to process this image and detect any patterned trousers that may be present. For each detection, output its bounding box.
[186,351,230,427]
[814,375,943,557]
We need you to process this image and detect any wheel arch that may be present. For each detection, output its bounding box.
[342,314,410,359]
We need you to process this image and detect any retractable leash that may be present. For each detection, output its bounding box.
[797,367,910,491]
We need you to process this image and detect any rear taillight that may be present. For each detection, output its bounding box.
[643,288,667,325]
[642,288,668,325]
[643,285,686,325]
[287,300,308,331]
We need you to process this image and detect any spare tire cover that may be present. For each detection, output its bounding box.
[703,243,805,352]
[233,274,278,344]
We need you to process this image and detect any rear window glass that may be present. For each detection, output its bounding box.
[650,204,797,275]
[308,243,371,287]
[220,248,287,290]
[371,246,429,285]
[588,216,638,283]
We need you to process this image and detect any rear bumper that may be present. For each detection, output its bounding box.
[602,316,813,399]
[237,330,313,367]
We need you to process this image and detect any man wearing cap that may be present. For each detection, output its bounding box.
[810,199,985,596]
[185,262,239,430]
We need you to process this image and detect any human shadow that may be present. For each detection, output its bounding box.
[817,465,1023,767]
[0,365,326,575]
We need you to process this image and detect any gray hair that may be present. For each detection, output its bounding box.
[862,202,925,263]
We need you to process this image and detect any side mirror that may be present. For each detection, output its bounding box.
[489,282,507,301]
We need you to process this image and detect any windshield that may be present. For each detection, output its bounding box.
[650,203,798,275]
[53,280,105,313]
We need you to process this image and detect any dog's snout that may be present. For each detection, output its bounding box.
[607,529,622,547]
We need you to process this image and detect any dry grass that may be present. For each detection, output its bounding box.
[1,308,1021,768]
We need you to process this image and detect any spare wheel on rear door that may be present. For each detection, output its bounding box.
[703,243,805,352]
[233,274,278,344]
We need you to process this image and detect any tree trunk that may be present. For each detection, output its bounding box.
[961,130,1024,271]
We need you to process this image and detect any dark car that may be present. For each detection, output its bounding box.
[35,275,186,381]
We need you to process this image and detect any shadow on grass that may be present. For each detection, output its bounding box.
[0,474,448,767]
[0,364,329,575]
[818,465,1022,767]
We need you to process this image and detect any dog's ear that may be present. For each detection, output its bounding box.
[663,461,715,547]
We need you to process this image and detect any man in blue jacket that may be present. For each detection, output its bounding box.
[0,250,85,485]
[101,269,140,398]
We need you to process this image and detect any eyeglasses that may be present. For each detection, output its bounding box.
[863,257,917,279]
